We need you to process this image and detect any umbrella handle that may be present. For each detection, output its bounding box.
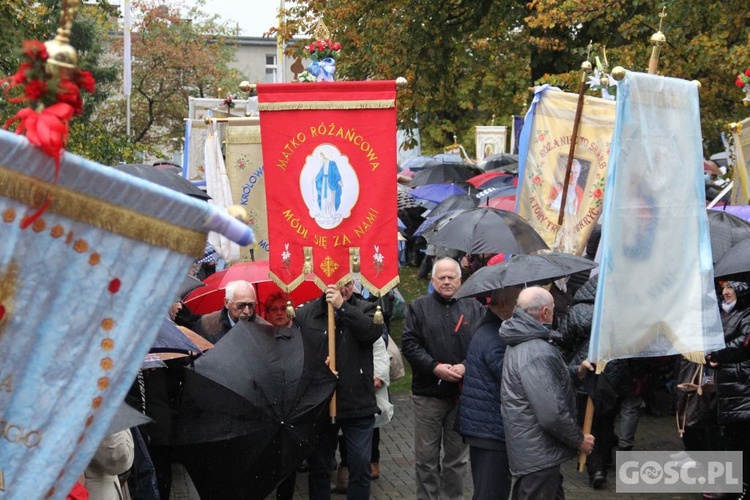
[328,302,337,423]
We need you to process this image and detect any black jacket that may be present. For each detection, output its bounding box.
[295,294,381,420]
[709,281,750,424]
[459,310,506,444]
[401,292,485,398]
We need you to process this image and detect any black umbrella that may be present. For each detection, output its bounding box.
[483,153,519,170]
[409,161,482,187]
[172,320,336,499]
[707,209,750,264]
[714,238,750,280]
[455,252,598,299]
[177,274,206,299]
[111,164,211,200]
[427,207,548,255]
[413,208,472,239]
[428,194,479,218]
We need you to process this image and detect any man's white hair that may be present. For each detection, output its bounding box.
[225,280,254,301]
[431,257,461,279]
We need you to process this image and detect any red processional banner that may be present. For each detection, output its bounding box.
[258,81,399,296]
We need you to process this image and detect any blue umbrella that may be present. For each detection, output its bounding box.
[411,183,467,204]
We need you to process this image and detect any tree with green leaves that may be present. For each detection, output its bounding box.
[277,0,532,155]
[278,0,750,156]
[525,0,750,153]
[96,0,243,150]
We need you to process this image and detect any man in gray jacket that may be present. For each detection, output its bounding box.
[500,286,594,499]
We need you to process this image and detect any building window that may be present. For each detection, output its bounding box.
[265,54,277,83]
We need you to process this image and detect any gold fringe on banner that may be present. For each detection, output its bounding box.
[303,247,314,274]
[350,247,360,273]
[269,270,319,293]
[0,166,205,257]
[258,100,395,112]
[357,273,400,298]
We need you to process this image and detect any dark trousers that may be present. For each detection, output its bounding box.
[511,465,565,500]
[586,404,617,477]
[308,415,375,500]
[469,444,511,500]
[340,427,380,465]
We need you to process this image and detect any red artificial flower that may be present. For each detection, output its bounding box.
[736,77,745,89]
[745,68,750,78]
[56,80,83,115]
[332,42,341,51]
[593,188,603,199]
[12,62,32,84]
[315,40,325,51]
[24,79,48,100]
[75,70,96,93]
[22,40,48,61]
[307,44,315,52]
[6,103,74,159]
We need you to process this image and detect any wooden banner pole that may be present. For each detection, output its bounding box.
[578,396,595,472]
[557,50,592,227]
[328,302,337,423]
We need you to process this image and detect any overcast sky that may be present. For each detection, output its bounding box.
[189,0,281,36]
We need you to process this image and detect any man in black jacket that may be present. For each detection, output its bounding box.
[296,280,382,500]
[402,257,485,500]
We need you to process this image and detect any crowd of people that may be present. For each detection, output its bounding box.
[75,237,750,500]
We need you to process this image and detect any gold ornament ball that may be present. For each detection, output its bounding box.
[692,80,701,89]
[581,60,593,73]
[600,75,610,87]
[396,76,408,87]
[650,31,666,46]
[44,39,78,77]
[611,66,626,81]
[239,81,252,92]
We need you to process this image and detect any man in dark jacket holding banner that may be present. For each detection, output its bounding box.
[500,286,594,499]
[296,280,382,499]
[402,257,485,500]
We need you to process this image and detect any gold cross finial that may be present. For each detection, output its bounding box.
[313,20,331,40]
[658,8,667,31]
[586,40,593,61]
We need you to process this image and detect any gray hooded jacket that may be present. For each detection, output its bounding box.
[500,306,583,476]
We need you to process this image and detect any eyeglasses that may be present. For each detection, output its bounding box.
[229,299,255,310]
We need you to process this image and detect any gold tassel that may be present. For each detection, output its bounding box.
[286,300,296,319]
[373,305,383,325]
[303,247,313,274]
[350,247,360,273]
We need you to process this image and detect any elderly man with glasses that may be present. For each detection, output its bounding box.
[195,280,264,344]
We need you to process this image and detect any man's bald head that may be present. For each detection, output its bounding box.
[517,286,554,324]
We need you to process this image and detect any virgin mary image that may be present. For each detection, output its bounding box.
[314,150,343,226]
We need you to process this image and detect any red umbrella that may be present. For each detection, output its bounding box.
[483,196,516,211]
[466,171,511,188]
[184,261,321,315]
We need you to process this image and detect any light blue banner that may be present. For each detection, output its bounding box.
[590,72,724,364]
[0,130,251,498]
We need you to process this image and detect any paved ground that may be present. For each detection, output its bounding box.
[171,391,706,499]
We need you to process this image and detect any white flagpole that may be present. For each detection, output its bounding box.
[123,0,132,137]
[277,0,284,82]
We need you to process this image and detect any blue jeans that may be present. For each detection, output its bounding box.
[308,415,375,500]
